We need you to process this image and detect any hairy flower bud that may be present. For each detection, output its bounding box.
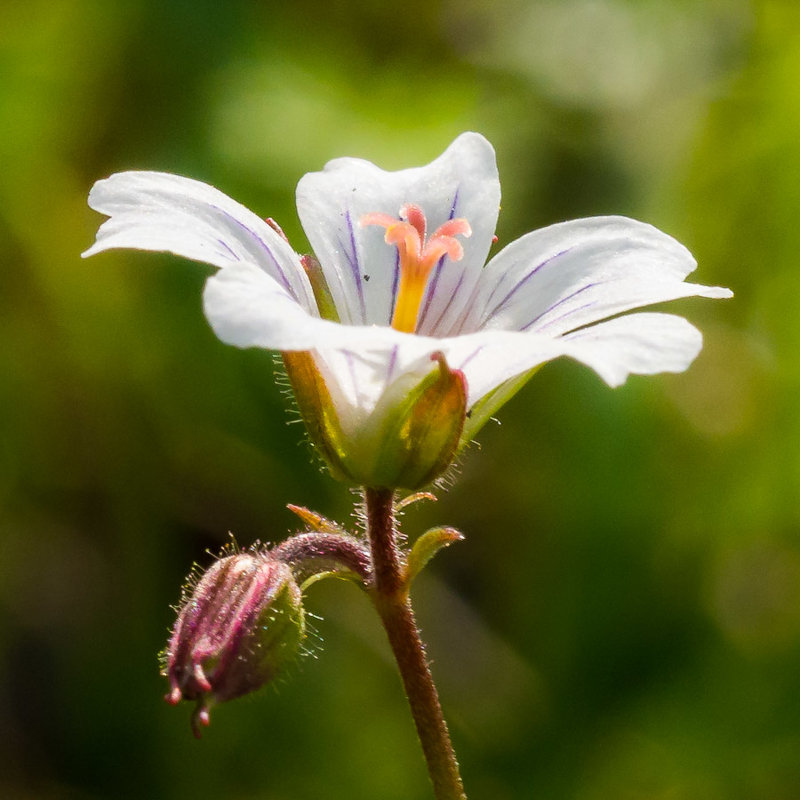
[163,550,305,737]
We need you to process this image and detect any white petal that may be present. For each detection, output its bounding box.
[203,262,438,355]
[532,278,731,337]
[83,171,317,312]
[296,132,501,333]
[560,312,705,387]
[307,345,437,439]
[206,264,708,417]
[203,264,321,350]
[307,332,555,428]
[437,312,708,403]
[464,216,731,335]
[437,329,569,407]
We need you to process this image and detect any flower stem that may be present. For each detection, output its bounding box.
[364,487,467,800]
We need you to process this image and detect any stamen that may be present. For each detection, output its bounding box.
[360,205,472,334]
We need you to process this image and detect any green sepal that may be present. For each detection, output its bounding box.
[287,503,347,535]
[254,575,307,680]
[368,352,467,489]
[283,350,467,490]
[406,526,464,586]
[282,350,352,483]
[459,365,542,449]
[395,491,437,512]
[301,254,340,323]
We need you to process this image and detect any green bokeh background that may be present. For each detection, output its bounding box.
[1,1,797,797]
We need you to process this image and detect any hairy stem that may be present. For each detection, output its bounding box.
[271,531,371,586]
[365,487,466,800]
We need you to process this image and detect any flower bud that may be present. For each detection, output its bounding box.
[163,551,305,737]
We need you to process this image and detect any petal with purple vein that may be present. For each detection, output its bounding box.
[462,216,705,334]
[83,171,316,312]
[296,132,500,332]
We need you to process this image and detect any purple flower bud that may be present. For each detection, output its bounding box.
[162,551,305,737]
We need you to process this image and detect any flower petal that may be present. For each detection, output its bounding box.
[203,264,323,350]
[437,313,708,404]
[203,263,437,357]
[560,312,706,387]
[464,216,732,335]
[436,329,568,407]
[295,132,500,333]
[300,344,438,434]
[83,171,317,312]
[206,265,710,440]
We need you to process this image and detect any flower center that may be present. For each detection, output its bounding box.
[361,204,472,333]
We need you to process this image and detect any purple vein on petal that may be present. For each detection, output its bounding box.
[533,301,596,334]
[216,239,240,261]
[426,271,466,337]
[449,188,460,220]
[522,283,598,331]
[211,205,294,296]
[384,345,399,390]
[457,345,484,371]
[343,350,360,404]
[416,188,460,332]
[343,210,367,324]
[483,248,573,324]
[416,257,446,332]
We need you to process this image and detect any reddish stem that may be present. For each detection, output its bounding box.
[365,488,466,800]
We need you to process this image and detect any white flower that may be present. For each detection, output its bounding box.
[84,133,731,487]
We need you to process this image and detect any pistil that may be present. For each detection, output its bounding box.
[361,204,471,333]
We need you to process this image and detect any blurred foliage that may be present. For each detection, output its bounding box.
[1,0,798,798]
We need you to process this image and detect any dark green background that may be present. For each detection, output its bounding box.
[1,1,796,797]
